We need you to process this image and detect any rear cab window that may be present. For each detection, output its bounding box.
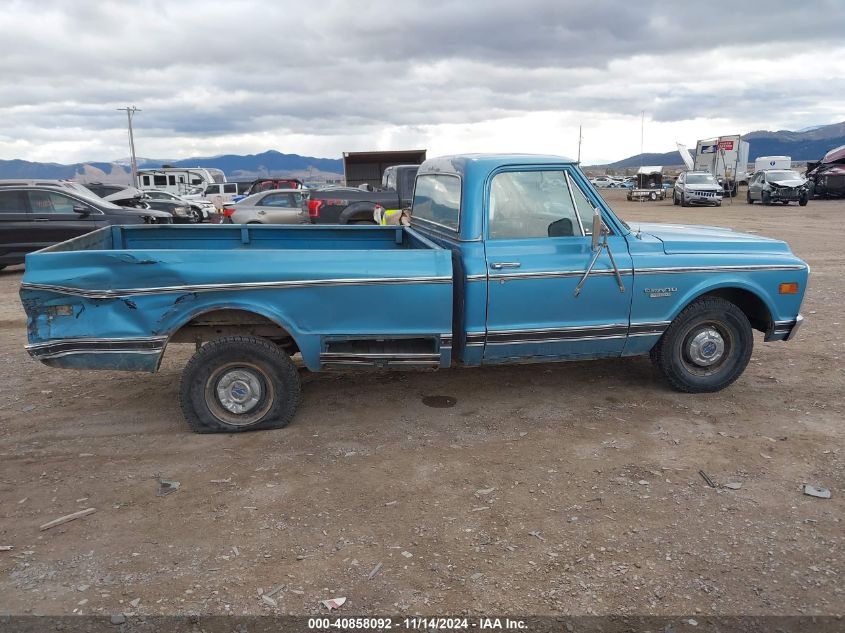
[412,174,461,231]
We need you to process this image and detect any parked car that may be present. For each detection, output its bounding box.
[20,154,807,434]
[589,176,621,188]
[84,183,196,222]
[184,182,240,209]
[746,170,809,206]
[0,184,170,269]
[222,189,308,224]
[805,144,845,199]
[306,164,418,224]
[673,171,723,207]
[144,189,217,222]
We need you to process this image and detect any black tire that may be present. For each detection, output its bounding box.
[715,200,722,207]
[799,194,808,207]
[680,192,689,207]
[649,191,657,201]
[650,297,753,393]
[762,191,771,206]
[673,191,680,206]
[746,189,753,204]
[180,335,301,433]
[189,207,203,223]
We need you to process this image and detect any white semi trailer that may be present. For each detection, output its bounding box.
[677,135,750,197]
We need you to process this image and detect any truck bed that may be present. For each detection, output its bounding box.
[21,224,454,373]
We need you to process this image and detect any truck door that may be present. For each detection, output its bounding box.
[482,168,633,362]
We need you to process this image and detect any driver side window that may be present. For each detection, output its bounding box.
[488,170,592,240]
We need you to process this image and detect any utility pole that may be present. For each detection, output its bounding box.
[640,111,645,166]
[577,124,583,164]
[117,106,141,186]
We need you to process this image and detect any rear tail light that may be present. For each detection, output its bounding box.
[222,205,236,217]
[308,199,323,218]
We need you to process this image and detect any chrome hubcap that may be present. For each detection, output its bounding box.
[216,369,262,414]
[687,328,725,366]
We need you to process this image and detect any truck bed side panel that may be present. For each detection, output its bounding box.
[21,227,454,372]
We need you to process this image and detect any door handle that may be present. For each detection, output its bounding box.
[490,262,521,269]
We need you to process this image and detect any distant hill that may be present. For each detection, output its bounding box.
[600,120,845,169]
[0,150,344,182]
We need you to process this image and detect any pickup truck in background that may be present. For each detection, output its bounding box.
[20,154,808,434]
[306,164,418,224]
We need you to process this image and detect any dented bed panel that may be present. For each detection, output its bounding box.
[21,225,454,372]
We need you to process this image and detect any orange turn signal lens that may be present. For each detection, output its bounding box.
[779,282,799,295]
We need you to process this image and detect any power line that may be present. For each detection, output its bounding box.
[117,106,141,186]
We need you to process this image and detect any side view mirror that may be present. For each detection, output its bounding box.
[590,211,605,251]
[72,205,90,216]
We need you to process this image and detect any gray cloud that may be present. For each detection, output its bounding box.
[0,0,843,162]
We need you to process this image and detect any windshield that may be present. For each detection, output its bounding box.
[766,170,802,181]
[686,174,717,185]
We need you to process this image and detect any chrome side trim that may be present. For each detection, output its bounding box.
[26,336,167,359]
[466,274,488,282]
[486,334,627,345]
[485,264,807,283]
[21,275,453,299]
[320,352,440,360]
[490,269,631,281]
[635,264,807,275]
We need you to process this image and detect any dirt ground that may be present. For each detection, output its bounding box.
[0,188,842,619]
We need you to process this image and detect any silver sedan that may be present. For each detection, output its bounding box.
[226,189,307,224]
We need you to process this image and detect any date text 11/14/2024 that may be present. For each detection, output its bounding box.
[307,617,528,630]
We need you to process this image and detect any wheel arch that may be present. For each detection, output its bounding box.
[338,201,378,224]
[672,283,775,334]
[162,304,304,360]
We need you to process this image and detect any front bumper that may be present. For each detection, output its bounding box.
[765,314,804,342]
[686,190,722,204]
[768,187,805,202]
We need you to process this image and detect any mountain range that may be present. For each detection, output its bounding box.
[599,121,845,169]
[0,150,344,183]
[2,121,844,180]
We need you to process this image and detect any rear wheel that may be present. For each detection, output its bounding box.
[180,335,301,433]
[650,298,753,393]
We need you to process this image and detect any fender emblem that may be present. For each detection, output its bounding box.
[644,287,677,298]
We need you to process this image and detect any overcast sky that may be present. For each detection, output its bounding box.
[1,0,844,166]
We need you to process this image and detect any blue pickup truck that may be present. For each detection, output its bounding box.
[20,154,808,433]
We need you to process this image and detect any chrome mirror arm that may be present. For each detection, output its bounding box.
[574,227,626,297]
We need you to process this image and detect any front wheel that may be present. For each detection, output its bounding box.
[180,335,301,433]
[649,191,657,201]
[650,298,753,393]
[189,208,203,223]
[799,194,809,207]
[680,192,689,207]
[762,191,771,206]
[746,189,753,204]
